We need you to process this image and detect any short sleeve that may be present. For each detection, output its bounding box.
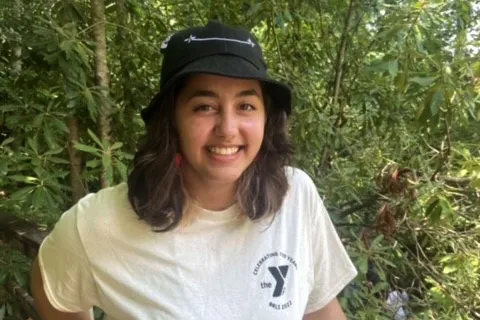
[304,177,357,314]
[38,196,98,313]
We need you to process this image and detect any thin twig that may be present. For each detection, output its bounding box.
[270,12,289,81]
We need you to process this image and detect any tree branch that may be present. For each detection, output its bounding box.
[332,0,355,111]
[332,194,382,218]
[319,0,356,173]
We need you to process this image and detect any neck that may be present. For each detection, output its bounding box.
[182,175,237,211]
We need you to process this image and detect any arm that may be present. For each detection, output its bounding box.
[31,257,93,320]
[303,298,347,320]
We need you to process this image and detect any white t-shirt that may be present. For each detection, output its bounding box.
[39,167,357,319]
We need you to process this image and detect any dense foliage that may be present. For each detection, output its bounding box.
[0,0,479,319]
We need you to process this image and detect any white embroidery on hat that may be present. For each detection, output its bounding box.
[184,35,255,48]
[161,34,173,49]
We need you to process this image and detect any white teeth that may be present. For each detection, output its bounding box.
[208,146,240,155]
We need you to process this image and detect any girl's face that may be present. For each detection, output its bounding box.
[175,74,266,187]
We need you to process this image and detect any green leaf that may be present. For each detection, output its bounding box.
[394,72,406,91]
[110,142,123,150]
[32,113,44,127]
[13,270,27,287]
[59,39,74,54]
[410,76,437,87]
[370,235,384,249]
[86,159,102,168]
[438,197,453,215]
[88,129,104,148]
[44,123,58,149]
[443,265,457,274]
[84,88,98,120]
[27,137,38,154]
[246,3,262,17]
[379,258,396,268]
[366,60,390,73]
[0,137,14,147]
[358,258,368,275]
[114,160,128,182]
[52,118,69,133]
[0,162,7,176]
[388,60,398,77]
[32,187,47,209]
[4,87,23,104]
[283,9,293,22]
[430,90,444,116]
[275,13,286,30]
[44,147,64,156]
[9,175,39,184]
[0,104,22,112]
[74,142,101,156]
[116,151,134,160]
[371,281,389,294]
[9,186,35,200]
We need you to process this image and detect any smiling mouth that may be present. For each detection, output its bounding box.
[207,146,242,155]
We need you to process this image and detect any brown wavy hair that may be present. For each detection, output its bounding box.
[128,78,293,231]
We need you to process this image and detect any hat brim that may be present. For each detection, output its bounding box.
[141,55,292,123]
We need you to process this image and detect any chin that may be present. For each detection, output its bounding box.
[206,169,245,184]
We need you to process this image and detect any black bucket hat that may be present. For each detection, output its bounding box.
[141,21,292,124]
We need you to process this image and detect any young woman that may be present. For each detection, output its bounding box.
[31,21,357,320]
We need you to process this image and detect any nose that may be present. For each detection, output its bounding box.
[215,108,238,138]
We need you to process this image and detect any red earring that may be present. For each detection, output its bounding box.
[175,154,182,168]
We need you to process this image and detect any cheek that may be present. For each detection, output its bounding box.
[242,118,266,140]
[178,119,213,150]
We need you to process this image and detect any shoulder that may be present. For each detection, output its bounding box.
[284,166,318,195]
[53,183,139,244]
[76,183,130,213]
[49,183,132,239]
[60,183,147,260]
[74,183,140,232]
[39,184,130,272]
[69,183,131,227]
[277,166,322,217]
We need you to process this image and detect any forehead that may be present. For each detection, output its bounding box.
[180,74,263,95]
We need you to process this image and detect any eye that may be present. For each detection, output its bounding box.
[193,105,214,112]
[240,104,256,111]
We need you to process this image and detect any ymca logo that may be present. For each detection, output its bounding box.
[253,251,298,310]
[268,265,289,297]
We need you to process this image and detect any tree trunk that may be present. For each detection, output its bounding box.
[116,0,130,101]
[91,0,112,188]
[116,0,136,151]
[67,117,85,203]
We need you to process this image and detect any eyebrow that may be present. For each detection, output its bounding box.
[185,88,261,102]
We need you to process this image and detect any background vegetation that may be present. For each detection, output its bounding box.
[0,0,479,319]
